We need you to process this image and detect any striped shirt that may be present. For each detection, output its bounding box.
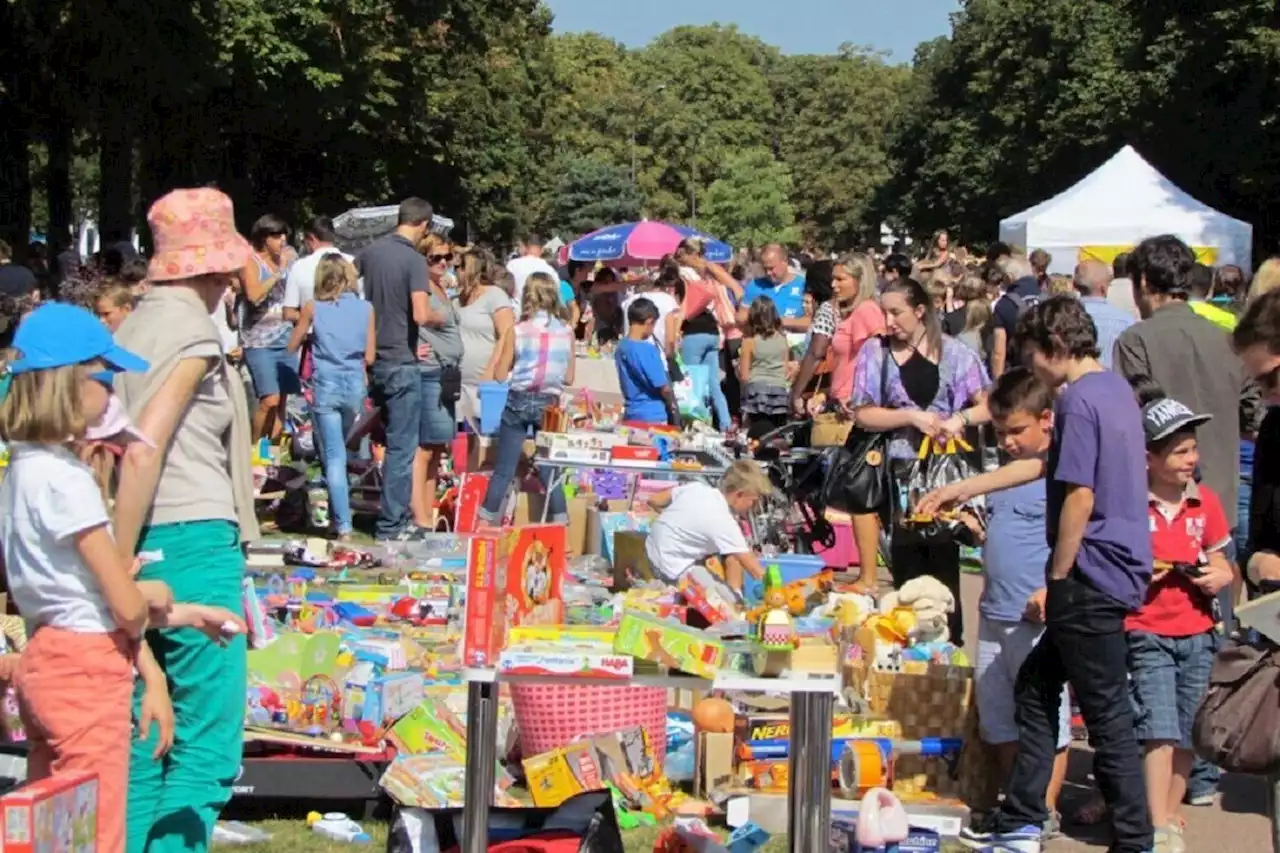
[509,311,573,394]
[1080,296,1136,370]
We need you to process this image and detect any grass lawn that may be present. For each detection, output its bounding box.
[234,818,794,852]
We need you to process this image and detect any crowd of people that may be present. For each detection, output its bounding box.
[3,186,1280,853]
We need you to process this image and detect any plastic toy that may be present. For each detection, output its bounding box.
[754,567,798,651]
[307,812,370,844]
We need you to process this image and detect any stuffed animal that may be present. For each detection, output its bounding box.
[878,576,955,645]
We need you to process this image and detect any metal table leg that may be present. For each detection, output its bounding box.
[788,690,834,853]
[462,680,499,853]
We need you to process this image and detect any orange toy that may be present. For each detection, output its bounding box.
[691,697,735,734]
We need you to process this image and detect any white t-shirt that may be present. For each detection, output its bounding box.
[506,255,560,308]
[645,482,750,582]
[621,291,680,355]
[0,444,115,632]
[211,295,239,355]
[284,246,359,309]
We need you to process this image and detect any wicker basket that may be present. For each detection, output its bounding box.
[849,662,997,805]
[510,683,668,769]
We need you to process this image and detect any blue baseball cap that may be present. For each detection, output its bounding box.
[7,303,148,375]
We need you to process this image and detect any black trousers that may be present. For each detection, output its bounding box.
[995,572,1153,852]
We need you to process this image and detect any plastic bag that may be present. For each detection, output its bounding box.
[891,438,984,544]
[673,359,712,422]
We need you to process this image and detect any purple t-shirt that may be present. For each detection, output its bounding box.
[1046,370,1152,609]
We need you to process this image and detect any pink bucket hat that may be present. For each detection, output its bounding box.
[147,188,253,282]
[86,394,154,446]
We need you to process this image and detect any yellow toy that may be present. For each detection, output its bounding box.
[755,568,798,651]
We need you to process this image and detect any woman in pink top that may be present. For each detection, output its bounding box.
[790,252,884,411]
[790,252,884,589]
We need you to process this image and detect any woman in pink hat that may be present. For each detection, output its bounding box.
[111,188,259,853]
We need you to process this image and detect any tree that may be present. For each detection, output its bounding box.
[632,26,779,221]
[544,157,644,239]
[700,149,800,249]
[772,46,910,248]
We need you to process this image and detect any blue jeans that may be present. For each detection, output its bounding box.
[680,333,730,430]
[370,361,421,539]
[313,367,366,534]
[478,390,567,523]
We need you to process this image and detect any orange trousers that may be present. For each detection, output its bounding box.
[16,626,134,853]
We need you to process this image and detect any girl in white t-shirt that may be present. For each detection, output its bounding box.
[644,460,772,593]
[0,304,245,853]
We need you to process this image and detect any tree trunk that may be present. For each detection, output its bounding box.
[98,112,134,243]
[0,100,31,263]
[45,120,73,262]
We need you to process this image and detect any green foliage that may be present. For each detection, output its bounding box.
[544,157,644,239]
[700,149,801,249]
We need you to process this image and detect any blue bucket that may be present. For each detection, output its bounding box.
[478,381,510,435]
[743,553,827,604]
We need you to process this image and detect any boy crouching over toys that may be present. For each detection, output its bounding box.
[644,460,771,595]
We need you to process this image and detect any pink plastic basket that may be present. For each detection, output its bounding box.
[510,683,668,768]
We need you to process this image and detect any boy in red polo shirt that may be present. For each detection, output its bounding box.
[1128,395,1234,853]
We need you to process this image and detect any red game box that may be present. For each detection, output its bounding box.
[1,769,98,853]
[454,472,490,534]
[463,525,567,669]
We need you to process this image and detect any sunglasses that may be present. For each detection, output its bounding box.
[428,253,453,264]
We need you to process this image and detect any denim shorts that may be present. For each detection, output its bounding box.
[243,345,301,398]
[1127,630,1215,747]
[418,365,458,446]
[976,617,1072,748]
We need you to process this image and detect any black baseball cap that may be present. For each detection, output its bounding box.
[1142,398,1212,444]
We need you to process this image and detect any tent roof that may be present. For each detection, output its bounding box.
[1000,145,1249,241]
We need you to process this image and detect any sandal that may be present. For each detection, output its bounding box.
[1071,794,1109,826]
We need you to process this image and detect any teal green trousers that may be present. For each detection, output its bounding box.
[127,521,246,853]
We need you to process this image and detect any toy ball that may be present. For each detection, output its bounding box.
[692,698,735,734]
[306,811,323,826]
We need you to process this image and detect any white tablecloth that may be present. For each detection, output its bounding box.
[571,355,621,398]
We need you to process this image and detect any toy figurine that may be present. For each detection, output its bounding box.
[754,567,798,651]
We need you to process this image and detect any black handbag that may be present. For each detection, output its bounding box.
[820,337,892,515]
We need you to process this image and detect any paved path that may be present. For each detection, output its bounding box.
[957,572,1272,851]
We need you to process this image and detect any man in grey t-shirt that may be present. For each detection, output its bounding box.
[356,197,433,540]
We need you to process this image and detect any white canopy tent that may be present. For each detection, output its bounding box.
[998,145,1253,274]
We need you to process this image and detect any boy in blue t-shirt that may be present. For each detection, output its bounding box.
[968,369,1071,836]
[615,298,678,426]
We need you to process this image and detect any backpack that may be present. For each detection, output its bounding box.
[1192,640,1280,774]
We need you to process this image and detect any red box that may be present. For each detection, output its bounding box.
[463,532,508,668]
[1,769,99,853]
[462,525,567,669]
[454,472,490,534]
[611,446,660,464]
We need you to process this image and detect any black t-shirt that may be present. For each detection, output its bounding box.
[989,276,1041,369]
[942,306,966,337]
[899,350,940,409]
[1249,408,1280,559]
[681,309,719,337]
[0,264,37,298]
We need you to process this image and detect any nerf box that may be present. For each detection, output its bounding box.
[735,713,902,750]
[613,610,724,679]
[1,770,98,853]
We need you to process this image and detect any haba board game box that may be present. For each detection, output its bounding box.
[463,525,566,668]
[1,770,98,853]
[612,610,724,679]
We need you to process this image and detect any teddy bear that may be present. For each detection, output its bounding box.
[877,575,955,645]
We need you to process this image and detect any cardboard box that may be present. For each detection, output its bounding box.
[498,647,633,679]
[0,769,98,853]
[694,731,735,798]
[613,611,724,679]
[462,526,566,669]
[461,532,509,668]
[566,492,594,557]
[454,472,490,534]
